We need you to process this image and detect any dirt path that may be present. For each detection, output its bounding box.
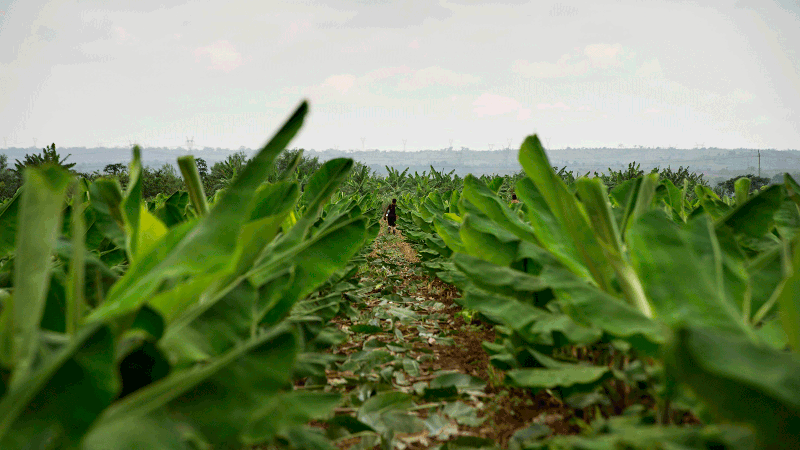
[318,222,578,449]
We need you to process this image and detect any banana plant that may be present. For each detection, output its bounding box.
[0,101,377,449]
[406,134,800,449]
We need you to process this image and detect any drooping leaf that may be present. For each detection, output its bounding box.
[506,365,611,390]
[717,185,783,239]
[100,325,298,448]
[86,101,308,323]
[242,391,340,444]
[0,324,119,449]
[628,212,754,339]
[665,326,800,450]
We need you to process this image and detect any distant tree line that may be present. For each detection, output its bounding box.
[1,144,796,206]
[0,145,358,204]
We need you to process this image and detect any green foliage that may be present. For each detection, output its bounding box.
[0,101,378,449]
[716,174,772,197]
[277,148,322,182]
[102,163,126,176]
[592,162,708,198]
[1,144,79,202]
[141,163,184,199]
[209,151,248,189]
[2,119,796,448]
[552,166,582,185]
[406,134,800,449]
[13,143,76,177]
[0,155,18,202]
[194,157,208,179]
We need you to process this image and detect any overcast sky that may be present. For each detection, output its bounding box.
[1,0,799,152]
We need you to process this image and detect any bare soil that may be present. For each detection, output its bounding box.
[315,222,584,449]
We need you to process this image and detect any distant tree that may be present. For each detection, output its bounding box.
[141,164,184,199]
[593,162,708,195]
[553,166,583,185]
[593,162,645,189]
[103,163,127,176]
[716,174,771,197]
[0,154,15,201]
[195,158,208,179]
[1,143,76,200]
[654,165,708,195]
[206,151,248,195]
[295,152,322,183]
[74,170,102,182]
[13,143,76,177]
[342,161,374,196]
[272,149,305,179]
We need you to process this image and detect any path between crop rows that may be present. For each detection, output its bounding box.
[317,222,576,449]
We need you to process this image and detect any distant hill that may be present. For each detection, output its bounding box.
[3,145,799,184]
[304,147,800,183]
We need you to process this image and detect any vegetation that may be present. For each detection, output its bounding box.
[2,144,79,202]
[403,137,800,449]
[0,102,798,449]
[716,174,772,197]
[12,143,76,175]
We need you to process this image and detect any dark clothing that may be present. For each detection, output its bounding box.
[385,203,397,227]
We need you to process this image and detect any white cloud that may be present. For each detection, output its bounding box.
[361,66,412,83]
[473,93,526,118]
[113,26,132,42]
[397,66,480,90]
[731,88,754,103]
[321,74,357,94]
[194,40,245,72]
[512,54,589,78]
[285,20,312,42]
[584,43,625,68]
[513,43,634,79]
[3,0,796,150]
[305,66,480,101]
[635,58,663,78]
[340,42,371,53]
[537,102,571,111]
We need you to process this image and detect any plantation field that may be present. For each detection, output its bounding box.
[311,223,579,449]
[0,102,799,450]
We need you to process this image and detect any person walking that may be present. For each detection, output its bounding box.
[383,198,398,235]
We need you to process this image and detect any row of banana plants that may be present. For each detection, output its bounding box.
[404,135,800,449]
[0,102,381,449]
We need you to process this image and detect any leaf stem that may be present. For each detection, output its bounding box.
[66,181,86,336]
[178,155,209,216]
